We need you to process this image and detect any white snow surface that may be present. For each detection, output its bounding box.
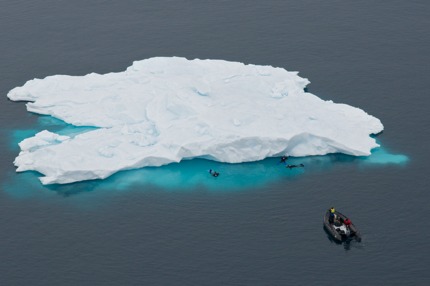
[8,57,383,184]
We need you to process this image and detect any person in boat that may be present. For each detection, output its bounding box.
[344,218,352,228]
[280,155,289,164]
[329,207,336,223]
[286,163,304,169]
[208,169,219,177]
[334,217,343,227]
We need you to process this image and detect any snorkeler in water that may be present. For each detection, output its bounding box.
[279,155,289,164]
[208,169,220,177]
[286,163,304,169]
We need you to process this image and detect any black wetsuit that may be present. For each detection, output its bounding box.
[286,163,304,169]
[209,169,219,177]
[280,156,289,163]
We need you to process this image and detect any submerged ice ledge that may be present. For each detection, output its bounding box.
[8,57,383,185]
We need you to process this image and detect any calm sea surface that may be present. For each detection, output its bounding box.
[1,1,429,285]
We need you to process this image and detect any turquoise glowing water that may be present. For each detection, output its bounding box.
[5,116,408,198]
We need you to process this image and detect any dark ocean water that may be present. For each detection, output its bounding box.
[1,1,429,285]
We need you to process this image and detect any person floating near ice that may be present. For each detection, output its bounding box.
[208,169,219,177]
[286,163,304,169]
[279,155,289,164]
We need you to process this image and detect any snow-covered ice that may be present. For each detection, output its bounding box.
[8,57,383,184]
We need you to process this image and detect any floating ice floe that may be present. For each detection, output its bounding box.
[8,57,383,184]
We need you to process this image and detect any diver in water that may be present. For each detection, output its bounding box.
[286,163,304,169]
[279,155,289,164]
[208,169,220,177]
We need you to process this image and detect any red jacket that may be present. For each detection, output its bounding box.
[344,219,351,226]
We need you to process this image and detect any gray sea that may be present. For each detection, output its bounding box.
[1,1,429,285]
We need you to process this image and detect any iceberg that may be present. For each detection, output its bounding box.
[7,57,383,185]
